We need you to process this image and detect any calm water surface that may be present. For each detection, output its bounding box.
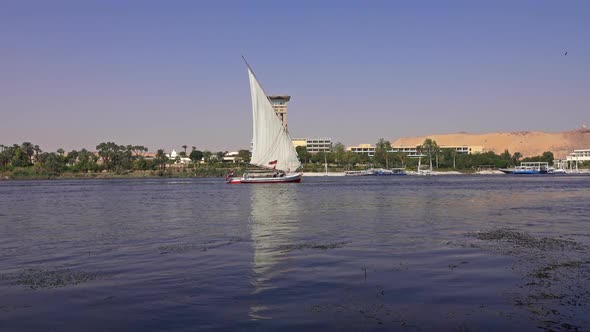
[1,176,589,331]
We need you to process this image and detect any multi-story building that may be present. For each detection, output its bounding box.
[566,149,590,162]
[292,137,332,153]
[346,144,376,157]
[268,95,290,131]
[345,143,483,158]
[390,145,484,157]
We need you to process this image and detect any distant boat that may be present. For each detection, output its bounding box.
[370,168,407,176]
[227,60,302,184]
[548,168,567,174]
[344,168,407,176]
[344,170,372,176]
[499,162,549,175]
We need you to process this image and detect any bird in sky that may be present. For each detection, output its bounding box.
[565,51,568,56]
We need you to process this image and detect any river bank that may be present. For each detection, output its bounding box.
[0,167,240,180]
[2,168,588,180]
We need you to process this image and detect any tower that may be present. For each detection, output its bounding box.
[268,95,291,131]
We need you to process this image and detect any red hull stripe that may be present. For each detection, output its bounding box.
[229,178,301,184]
[227,175,302,184]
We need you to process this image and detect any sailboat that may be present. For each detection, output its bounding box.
[227,60,302,184]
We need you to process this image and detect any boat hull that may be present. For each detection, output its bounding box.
[499,168,544,174]
[227,173,302,184]
[345,168,407,176]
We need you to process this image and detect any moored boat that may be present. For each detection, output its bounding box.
[499,162,549,174]
[344,168,407,176]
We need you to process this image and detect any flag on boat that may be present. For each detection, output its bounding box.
[268,160,277,165]
[225,170,234,180]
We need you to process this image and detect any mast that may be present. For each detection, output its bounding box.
[245,58,301,173]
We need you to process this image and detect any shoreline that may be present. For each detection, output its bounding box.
[2,169,589,181]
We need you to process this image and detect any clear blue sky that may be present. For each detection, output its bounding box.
[1,0,588,152]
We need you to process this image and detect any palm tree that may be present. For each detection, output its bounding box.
[21,142,34,163]
[421,139,438,171]
[182,145,188,154]
[512,152,522,166]
[203,151,212,163]
[33,145,41,163]
[155,149,167,170]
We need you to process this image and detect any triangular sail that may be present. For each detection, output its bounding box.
[247,67,301,173]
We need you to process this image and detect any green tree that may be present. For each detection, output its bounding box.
[541,151,554,163]
[39,152,65,174]
[332,142,346,166]
[66,150,79,166]
[33,145,42,163]
[421,139,438,171]
[374,138,392,168]
[155,149,167,170]
[74,149,99,172]
[202,151,212,163]
[215,151,225,162]
[500,149,511,161]
[512,152,522,165]
[189,149,204,164]
[296,146,310,164]
[21,142,35,163]
[238,149,251,164]
[11,145,31,168]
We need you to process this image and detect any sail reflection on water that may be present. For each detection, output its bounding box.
[248,185,300,318]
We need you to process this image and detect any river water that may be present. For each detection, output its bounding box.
[1,176,589,331]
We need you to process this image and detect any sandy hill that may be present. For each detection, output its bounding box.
[391,128,590,159]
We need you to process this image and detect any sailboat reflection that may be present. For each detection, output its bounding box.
[248,185,300,319]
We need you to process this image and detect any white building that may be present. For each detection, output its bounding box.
[292,137,332,153]
[390,145,483,157]
[223,151,241,163]
[346,144,376,157]
[566,149,590,162]
[166,149,192,164]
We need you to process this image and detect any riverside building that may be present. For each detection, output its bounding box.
[345,143,484,158]
[268,95,290,131]
[346,144,376,157]
[390,145,484,157]
[292,137,333,153]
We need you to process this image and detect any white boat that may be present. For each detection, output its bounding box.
[344,170,373,176]
[227,60,302,184]
[548,168,567,174]
[344,168,406,176]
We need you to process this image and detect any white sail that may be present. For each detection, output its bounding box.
[248,67,301,173]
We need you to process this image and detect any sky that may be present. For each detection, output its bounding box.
[1,0,589,153]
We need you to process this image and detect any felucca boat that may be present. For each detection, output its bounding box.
[227,60,302,184]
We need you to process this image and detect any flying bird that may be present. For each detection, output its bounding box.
[565,51,568,56]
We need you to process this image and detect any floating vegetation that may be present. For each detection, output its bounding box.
[0,304,32,312]
[464,228,590,330]
[448,261,469,270]
[158,237,243,254]
[278,241,350,253]
[307,301,416,328]
[4,268,110,290]
[469,229,585,251]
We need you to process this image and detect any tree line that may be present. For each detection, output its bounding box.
[296,138,556,171]
[0,142,252,175]
[0,139,561,176]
